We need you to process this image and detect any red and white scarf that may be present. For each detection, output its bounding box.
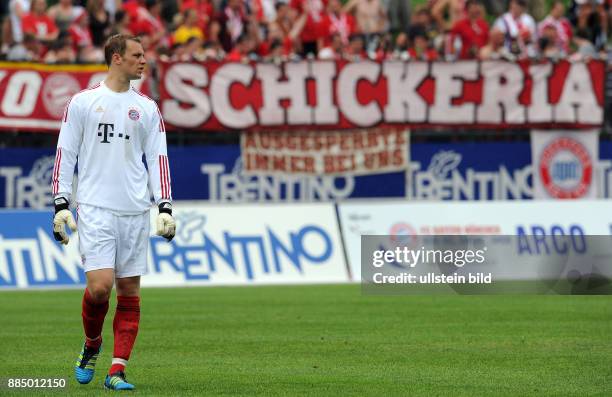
[329,12,349,44]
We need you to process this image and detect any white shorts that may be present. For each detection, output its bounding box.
[77,204,150,278]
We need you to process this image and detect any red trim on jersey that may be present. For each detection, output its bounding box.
[164,156,168,199]
[165,155,170,199]
[166,155,172,199]
[158,155,171,200]
[63,98,73,122]
[165,156,171,198]
[132,87,166,132]
[83,82,101,97]
[159,155,165,199]
[63,83,101,123]
[80,82,100,94]
[52,148,62,195]
[132,87,155,102]
[156,106,165,132]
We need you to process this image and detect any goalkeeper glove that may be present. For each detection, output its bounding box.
[53,197,76,245]
[156,201,176,242]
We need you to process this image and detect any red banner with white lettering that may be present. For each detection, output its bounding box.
[0,62,146,132]
[0,60,605,132]
[159,59,604,131]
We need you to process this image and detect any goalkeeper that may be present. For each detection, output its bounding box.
[50,34,175,391]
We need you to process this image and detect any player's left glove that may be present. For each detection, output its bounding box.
[156,201,176,242]
[53,196,77,245]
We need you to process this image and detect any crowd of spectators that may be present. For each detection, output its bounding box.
[0,0,610,64]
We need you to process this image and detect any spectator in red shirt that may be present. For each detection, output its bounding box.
[290,0,327,57]
[68,10,93,52]
[21,0,59,43]
[449,0,489,59]
[318,0,356,49]
[132,0,168,49]
[68,10,104,62]
[122,0,146,34]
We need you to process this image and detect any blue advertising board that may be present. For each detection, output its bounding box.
[0,204,349,289]
[170,145,406,201]
[0,149,57,208]
[0,210,86,288]
[0,142,610,207]
[408,142,533,200]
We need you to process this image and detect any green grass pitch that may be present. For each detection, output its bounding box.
[0,285,610,396]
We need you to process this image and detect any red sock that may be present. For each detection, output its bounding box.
[82,289,109,349]
[110,296,140,375]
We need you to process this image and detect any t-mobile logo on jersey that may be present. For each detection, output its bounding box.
[97,123,130,143]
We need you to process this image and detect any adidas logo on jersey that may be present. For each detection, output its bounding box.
[95,106,104,113]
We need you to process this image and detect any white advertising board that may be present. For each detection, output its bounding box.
[338,200,612,280]
[0,203,349,289]
[144,203,349,286]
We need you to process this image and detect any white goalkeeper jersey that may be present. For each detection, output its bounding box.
[52,80,172,214]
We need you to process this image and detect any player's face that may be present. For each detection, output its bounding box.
[120,40,147,80]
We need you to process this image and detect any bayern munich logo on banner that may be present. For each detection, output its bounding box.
[41,73,81,118]
[128,109,140,121]
[539,137,593,199]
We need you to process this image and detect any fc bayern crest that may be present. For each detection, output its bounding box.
[539,137,592,199]
[389,222,418,248]
[128,109,140,121]
[42,73,81,118]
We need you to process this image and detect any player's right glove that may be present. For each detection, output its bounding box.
[53,196,77,245]
[156,202,176,242]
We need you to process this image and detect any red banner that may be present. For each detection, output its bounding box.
[0,60,605,132]
[0,62,146,132]
[158,59,604,131]
[241,129,410,175]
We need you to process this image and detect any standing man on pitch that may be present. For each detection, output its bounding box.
[51,34,175,391]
